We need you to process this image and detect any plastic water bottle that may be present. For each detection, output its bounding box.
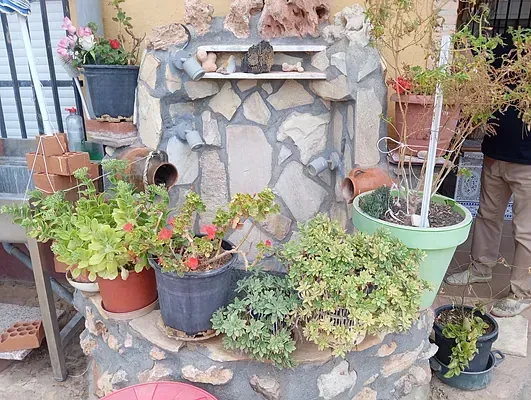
[65,107,85,152]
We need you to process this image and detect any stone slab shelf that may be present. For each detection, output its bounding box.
[197,45,327,53]
[202,72,327,80]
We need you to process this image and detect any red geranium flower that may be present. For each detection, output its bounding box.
[187,257,199,270]
[390,76,412,95]
[200,224,217,240]
[157,228,173,241]
[109,39,120,50]
[264,240,272,247]
[123,222,134,233]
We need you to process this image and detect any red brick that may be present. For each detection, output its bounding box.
[35,133,69,156]
[33,173,78,193]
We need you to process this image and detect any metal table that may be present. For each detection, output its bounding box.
[1,195,83,381]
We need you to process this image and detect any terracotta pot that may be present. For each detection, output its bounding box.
[53,257,69,274]
[391,94,460,156]
[116,147,178,191]
[341,167,393,203]
[97,268,158,314]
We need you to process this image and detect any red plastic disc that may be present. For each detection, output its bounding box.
[102,382,218,400]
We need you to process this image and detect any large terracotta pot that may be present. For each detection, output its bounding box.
[97,268,158,314]
[341,167,393,203]
[391,94,460,156]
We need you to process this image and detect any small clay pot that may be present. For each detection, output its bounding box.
[97,268,158,314]
[341,168,393,203]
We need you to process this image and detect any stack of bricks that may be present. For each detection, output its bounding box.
[25,133,99,201]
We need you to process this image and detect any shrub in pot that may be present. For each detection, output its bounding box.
[56,1,143,118]
[211,272,300,368]
[433,304,498,378]
[278,214,430,356]
[146,189,279,336]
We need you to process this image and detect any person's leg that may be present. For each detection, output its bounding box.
[446,157,512,286]
[491,161,531,317]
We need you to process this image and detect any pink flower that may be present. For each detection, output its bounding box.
[187,257,199,270]
[123,223,134,233]
[200,224,217,240]
[61,17,76,35]
[264,240,272,247]
[57,47,68,57]
[157,228,173,241]
[77,26,92,37]
[57,37,70,49]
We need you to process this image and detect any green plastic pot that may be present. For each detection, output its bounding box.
[352,191,473,309]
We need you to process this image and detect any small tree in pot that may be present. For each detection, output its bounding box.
[57,0,144,118]
[146,189,280,336]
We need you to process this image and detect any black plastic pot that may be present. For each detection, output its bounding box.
[434,305,499,372]
[83,65,139,118]
[431,351,505,391]
[149,240,236,336]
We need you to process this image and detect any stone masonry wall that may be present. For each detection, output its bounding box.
[133,7,387,271]
[77,291,436,400]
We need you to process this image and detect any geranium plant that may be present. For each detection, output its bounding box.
[211,272,300,368]
[279,214,430,356]
[57,0,143,66]
[148,189,280,274]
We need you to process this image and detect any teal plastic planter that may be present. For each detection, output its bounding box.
[352,191,473,309]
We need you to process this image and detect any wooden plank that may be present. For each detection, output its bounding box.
[202,72,327,80]
[197,44,327,53]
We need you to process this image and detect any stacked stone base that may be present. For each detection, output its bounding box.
[76,291,435,400]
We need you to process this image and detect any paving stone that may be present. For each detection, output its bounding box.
[260,214,292,240]
[347,104,355,140]
[181,365,233,385]
[277,145,292,165]
[165,64,182,93]
[169,102,195,118]
[317,360,357,400]
[137,363,171,383]
[243,92,271,125]
[352,387,377,400]
[277,112,330,164]
[493,315,528,357]
[381,342,424,378]
[250,375,281,400]
[311,50,329,71]
[184,80,219,100]
[227,125,272,195]
[166,135,199,185]
[377,342,398,357]
[137,83,162,149]
[149,347,167,361]
[267,81,314,111]
[200,151,229,224]
[209,82,242,120]
[274,161,327,221]
[237,80,257,92]
[129,310,185,353]
[331,52,347,75]
[262,83,273,94]
[332,109,343,153]
[354,88,382,167]
[310,75,350,101]
[201,110,221,147]
[139,53,160,90]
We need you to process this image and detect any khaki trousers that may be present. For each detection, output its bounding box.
[470,156,531,298]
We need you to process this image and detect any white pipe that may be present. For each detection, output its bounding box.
[17,13,54,135]
[419,34,452,228]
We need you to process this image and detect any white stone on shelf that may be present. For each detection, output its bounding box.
[243,92,271,125]
[274,161,327,221]
[197,44,327,52]
[202,72,326,80]
[267,81,314,111]
[226,125,272,195]
[209,82,242,120]
[277,112,330,164]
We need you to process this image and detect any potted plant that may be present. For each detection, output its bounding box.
[352,3,531,308]
[57,0,144,118]
[432,303,498,378]
[278,214,430,356]
[146,189,279,336]
[211,272,300,368]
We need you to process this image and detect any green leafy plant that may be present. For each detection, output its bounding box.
[441,308,489,378]
[278,214,430,356]
[211,272,300,368]
[147,189,280,274]
[359,185,392,219]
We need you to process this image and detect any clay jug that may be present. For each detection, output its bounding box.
[341,168,393,203]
